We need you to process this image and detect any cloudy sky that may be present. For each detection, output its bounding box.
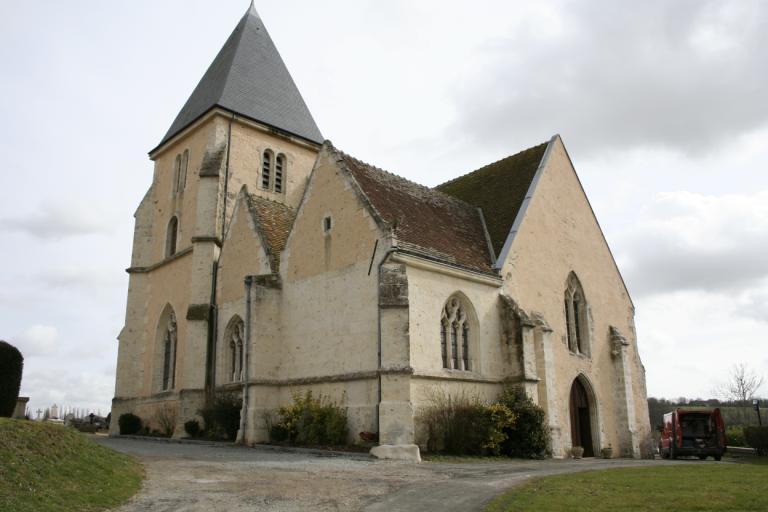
[1,0,766,417]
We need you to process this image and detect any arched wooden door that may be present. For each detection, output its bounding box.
[569,378,594,457]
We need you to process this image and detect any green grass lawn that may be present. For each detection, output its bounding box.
[0,418,143,512]
[486,463,768,512]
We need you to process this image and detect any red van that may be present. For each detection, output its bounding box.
[659,408,726,460]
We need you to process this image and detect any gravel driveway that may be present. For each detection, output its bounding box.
[95,436,675,512]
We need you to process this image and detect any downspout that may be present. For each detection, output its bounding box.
[205,114,235,396]
[238,275,253,444]
[375,245,398,435]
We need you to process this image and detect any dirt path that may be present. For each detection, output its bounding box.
[95,437,681,511]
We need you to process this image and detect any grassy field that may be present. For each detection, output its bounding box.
[486,463,768,511]
[0,418,143,512]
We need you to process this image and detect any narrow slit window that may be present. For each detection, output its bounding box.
[451,324,458,369]
[324,216,332,233]
[262,151,272,190]
[440,322,448,368]
[275,155,284,193]
[167,216,179,257]
[180,149,189,191]
[462,324,469,371]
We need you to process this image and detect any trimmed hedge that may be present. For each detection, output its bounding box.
[744,426,768,455]
[0,341,24,418]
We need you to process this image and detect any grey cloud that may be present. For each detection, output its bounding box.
[0,203,114,239]
[451,0,768,156]
[618,191,768,297]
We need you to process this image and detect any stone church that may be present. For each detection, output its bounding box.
[111,4,652,459]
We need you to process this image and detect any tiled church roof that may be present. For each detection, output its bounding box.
[154,4,323,152]
[436,142,549,256]
[331,145,496,275]
[246,194,296,271]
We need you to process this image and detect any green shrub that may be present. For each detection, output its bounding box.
[498,384,550,458]
[272,391,348,446]
[744,426,768,455]
[184,419,201,438]
[726,426,746,447]
[199,391,242,440]
[419,389,516,456]
[118,413,142,435]
[0,340,24,418]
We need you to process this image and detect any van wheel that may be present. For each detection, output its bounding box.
[698,455,707,460]
[715,455,722,461]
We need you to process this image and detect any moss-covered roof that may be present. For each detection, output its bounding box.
[436,141,549,256]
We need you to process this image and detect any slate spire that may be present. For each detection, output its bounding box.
[154,3,323,151]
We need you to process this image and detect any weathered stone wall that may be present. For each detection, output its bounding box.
[500,136,651,457]
[241,149,385,444]
[114,111,320,437]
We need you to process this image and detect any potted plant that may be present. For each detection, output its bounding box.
[601,445,613,459]
[571,446,584,459]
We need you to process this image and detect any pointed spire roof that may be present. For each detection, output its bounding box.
[153,4,323,152]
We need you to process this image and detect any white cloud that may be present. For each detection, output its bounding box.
[13,325,58,357]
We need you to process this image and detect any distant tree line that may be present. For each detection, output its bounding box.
[647,397,763,429]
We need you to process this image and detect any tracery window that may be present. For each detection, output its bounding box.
[564,272,590,355]
[440,295,474,371]
[225,317,245,382]
[161,310,177,391]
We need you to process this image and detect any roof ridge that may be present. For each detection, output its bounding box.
[437,141,548,189]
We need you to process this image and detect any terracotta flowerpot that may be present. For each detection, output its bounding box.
[571,446,584,459]
[601,447,613,459]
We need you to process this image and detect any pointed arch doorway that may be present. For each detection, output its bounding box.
[569,377,595,457]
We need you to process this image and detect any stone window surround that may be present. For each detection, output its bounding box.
[156,308,178,393]
[166,216,179,258]
[225,317,245,383]
[172,149,189,195]
[260,149,288,193]
[564,272,591,357]
[440,295,475,371]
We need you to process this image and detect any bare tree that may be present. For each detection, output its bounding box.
[722,363,764,403]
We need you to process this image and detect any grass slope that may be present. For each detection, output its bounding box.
[0,418,143,512]
[486,464,768,512]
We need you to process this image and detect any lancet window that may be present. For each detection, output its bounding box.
[161,311,177,391]
[564,272,590,355]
